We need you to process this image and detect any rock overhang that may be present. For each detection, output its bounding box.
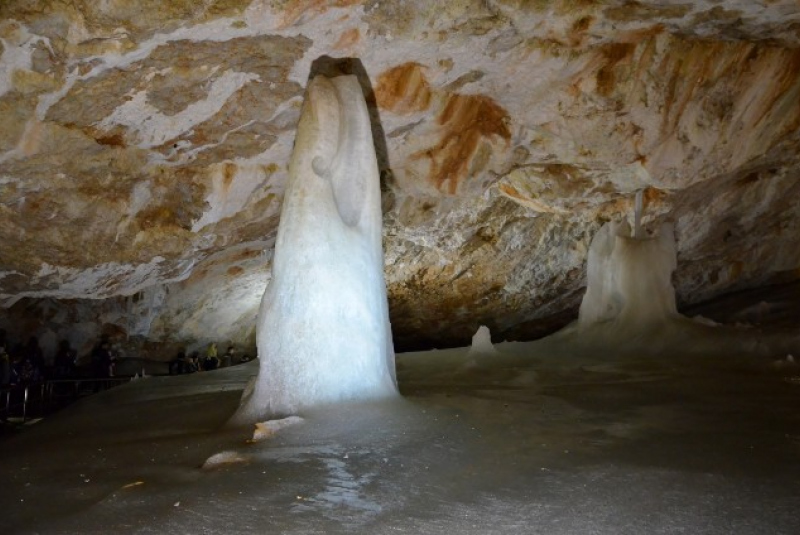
[0,0,799,354]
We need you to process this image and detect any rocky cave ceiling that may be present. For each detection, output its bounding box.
[1,0,800,354]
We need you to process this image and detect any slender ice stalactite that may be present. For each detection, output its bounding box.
[229,74,398,424]
[633,189,644,239]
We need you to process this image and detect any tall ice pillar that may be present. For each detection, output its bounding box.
[231,74,397,423]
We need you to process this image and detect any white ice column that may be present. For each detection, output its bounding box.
[231,75,397,423]
[578,220,678,328]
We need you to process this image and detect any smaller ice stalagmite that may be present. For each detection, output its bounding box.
[578,191,678,329]
[468,325,499,355]
[229,74,397,424]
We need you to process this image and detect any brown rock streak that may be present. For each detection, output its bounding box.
[222,162,237,193]
[595,43,635,96]
[415,94,511,194]
[748,49,800,131]
[651,39,800,139]
[333,28,360,50]
[375,62,432,114]
[499,183,524,201]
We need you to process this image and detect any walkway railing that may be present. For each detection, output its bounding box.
[1,377,131,424]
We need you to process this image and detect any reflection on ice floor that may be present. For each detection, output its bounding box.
[1,328,800,534]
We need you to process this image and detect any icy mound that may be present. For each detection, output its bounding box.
[468,325,499,355]
[252,416,304,442]
[230,74,397,423]
[579,219,678,329]
[550,191,794,359]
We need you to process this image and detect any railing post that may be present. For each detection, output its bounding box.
[22,385,28,422]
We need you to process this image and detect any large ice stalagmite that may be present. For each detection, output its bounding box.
[230,75,397,423]
[578,217,678,329]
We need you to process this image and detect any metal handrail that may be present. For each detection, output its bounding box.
[1,376,131,424]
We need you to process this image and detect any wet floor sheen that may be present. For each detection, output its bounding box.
[1,347,799,534]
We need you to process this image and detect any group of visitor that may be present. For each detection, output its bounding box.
[0,327,254,387]
[0,330,111,388]
[90,334,117,378]
[0,329,52,387]
[168,343,250,375]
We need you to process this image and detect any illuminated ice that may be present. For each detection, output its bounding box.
[230,74,397,423]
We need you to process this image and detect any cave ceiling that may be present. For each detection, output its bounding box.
[1,0,800,352]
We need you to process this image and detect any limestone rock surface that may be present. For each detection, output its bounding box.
[1,0,799,356]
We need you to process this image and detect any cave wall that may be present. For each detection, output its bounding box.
[1,0,799,356]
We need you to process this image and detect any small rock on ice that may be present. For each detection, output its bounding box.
[202,451,249,469]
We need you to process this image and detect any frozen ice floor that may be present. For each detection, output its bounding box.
[1,342,799,534]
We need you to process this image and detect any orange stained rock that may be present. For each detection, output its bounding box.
[568,33,800,168]
[375,62,432,114]
[136,206,178,230]
[93,131,127,148]
[498,183,524,201]
[333,28,360,50]
[595,42,636,96]
[567,15,595,47]
[277,0,362,28]
[648,39,800,140]
[745,48,800,131]
[227,266,244,276]
[222,162,237,194]
[642,186,668,207]
[413,93,511,194]
[496,183,563,214]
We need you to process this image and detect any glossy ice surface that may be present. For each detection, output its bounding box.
[2,330,799,534]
